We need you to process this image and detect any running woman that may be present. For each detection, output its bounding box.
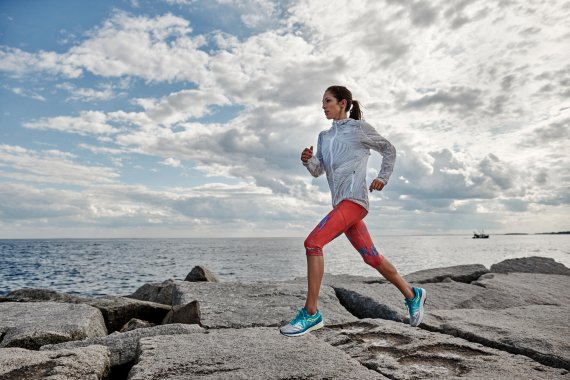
[280,86,426,337]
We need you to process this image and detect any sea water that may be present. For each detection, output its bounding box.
[1,235,568,297]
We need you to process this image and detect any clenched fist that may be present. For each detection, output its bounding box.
[301,146,313,163]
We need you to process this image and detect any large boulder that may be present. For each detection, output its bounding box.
[41,324,204,368]
[128,279,177,305]
[490,256,570,275]
[422,305,570,370]
[161,301,200,325]
[85,296,172,332]
[170,281,357,328]
[3,288,173,333]
[127,328,384,380]
[333,281,487,323]
[332,272,570,323]
[184,265,218,282]
[0,345,110,380]
[317,319,568,379]
[0,302,107,349]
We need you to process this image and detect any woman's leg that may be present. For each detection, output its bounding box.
[303,201,367,315]
[345,220,414,299]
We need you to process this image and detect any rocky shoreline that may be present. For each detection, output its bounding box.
[1,256,569,379]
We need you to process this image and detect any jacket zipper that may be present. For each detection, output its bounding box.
[350,171,355,196]
[329,126,338,194]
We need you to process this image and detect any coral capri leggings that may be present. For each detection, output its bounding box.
[304,200,384,268]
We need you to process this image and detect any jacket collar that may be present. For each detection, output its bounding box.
[332,118,352,128]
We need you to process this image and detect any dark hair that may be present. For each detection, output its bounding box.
[325,85,362,120]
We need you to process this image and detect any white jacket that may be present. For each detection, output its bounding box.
[303,118,396,210]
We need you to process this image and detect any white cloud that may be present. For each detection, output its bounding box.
[0,145,120,186]
[23,111,118,135]
[160,157,182,167]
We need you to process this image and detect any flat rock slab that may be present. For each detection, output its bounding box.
[491,256,570,275]
[3,288,172,333]
[128,328,385,379]
[333,281,487,323]
[404,264,489,284]
[423,305,570,370]
[0,302,107,349]
[0,345,110,380]
[42,323,204,367]
[169,281,357,328]
[316,319,568,379]
[333,273,570,323]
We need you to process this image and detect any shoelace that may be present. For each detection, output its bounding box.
[291,309,306,325]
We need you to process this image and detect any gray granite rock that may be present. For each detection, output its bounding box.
[333,272,570,323]
[0,345,110,380]
[333,281,487,323]
[127,328,385,380]
[41,323,204,367]
[161,301,200,325]
[422,305,570,370]
[491,256,570,275]
[119,318,155,333]
[3,288,173,333]
[85,296,172,332]
[170,281,357,328]
[128,279,177,305]
[317,319,568,379]
[4,288,85,303]
[404,264,489,284]
[185,265,218,282]
[0,302,107,349]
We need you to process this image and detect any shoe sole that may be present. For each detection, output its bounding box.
[411,289,427,327]
[280,320,324,337]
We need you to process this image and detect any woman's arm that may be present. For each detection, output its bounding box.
[359,120,396,185]
[303,132,325,177]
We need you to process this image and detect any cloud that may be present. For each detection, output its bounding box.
[0,145,120,186]
[23,111,118,135]
[160,157,183,167]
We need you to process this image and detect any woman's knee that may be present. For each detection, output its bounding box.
[362,254,384,268]
[304,236,323,256]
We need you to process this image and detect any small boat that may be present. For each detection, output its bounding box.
[473,229,489,239]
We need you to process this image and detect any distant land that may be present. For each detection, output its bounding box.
[505,231,570,235]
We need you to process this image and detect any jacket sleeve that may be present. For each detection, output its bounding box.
[303,132,325,177]
[358,120,396,185]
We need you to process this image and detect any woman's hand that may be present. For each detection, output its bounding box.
[301,146,313,163]
[369,179,385,192]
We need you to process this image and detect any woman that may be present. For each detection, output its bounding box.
[280,85,426,337]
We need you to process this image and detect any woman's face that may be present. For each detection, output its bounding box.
[322,91,346,120]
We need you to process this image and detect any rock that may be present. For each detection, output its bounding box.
[162,301,200,325]
[491,256,570,275]
[4,288,85,303]
[317,319,568,379]
[404,264,489,284]
[0,345,110,380]
[184,265,218,282]
[423,305,570,370]
[333,272,570,323]
[333,281,488,323]
[170,281,357,328]
[463,272,570,309]
[85,296,172,333]
[41,324,204,368]
[119,318,155,333]
[0,302,107,349]
[3,288,172,333]
[128,279,177,305]
[127,328,385,380]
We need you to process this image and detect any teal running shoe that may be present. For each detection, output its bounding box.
[279,307,324,337]
[405,287,426,327]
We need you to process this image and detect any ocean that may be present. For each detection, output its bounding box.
[1,235,568,297]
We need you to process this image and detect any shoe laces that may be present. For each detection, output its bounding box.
[291,308,306,325]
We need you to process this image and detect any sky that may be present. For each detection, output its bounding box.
[0,0,568,238]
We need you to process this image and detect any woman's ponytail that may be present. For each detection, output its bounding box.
[349,100,362,120]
